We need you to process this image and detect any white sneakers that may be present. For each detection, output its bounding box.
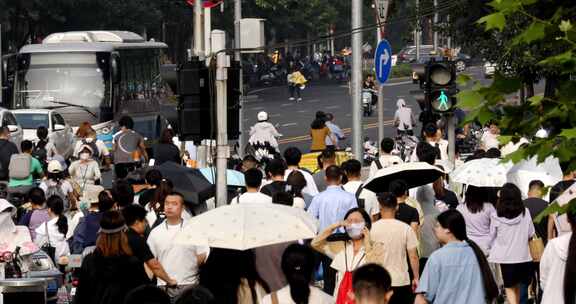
[289,97,295,101]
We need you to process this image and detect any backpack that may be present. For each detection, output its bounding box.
[81,139,100,160]
[9,153,31,179]
[32,140,48,168]
[45,181,69,210]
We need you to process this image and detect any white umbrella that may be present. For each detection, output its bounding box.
[450,158,513,187]
[364,162,445,193]
[174,203,318,251]
[507,156,563,196]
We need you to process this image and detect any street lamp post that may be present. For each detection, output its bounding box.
[351,0,363,160]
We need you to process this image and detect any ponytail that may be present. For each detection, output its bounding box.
[281,244,314,304]
[56,215,68,235]
[564,211,576,304]
[466,239,498,301]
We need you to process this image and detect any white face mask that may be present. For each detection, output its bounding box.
[345,222,366,240]
[84,137,94,143]
[80,153,91,160]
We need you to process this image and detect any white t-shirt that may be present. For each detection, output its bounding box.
[261,285,334,304]
[73,139,110,158]
[285,168,319,196]
[230,192,272,204]
[394,107,414,131]
[481,132,500,150]
[147,219,209,285]
[368,154,404,178]
[342,181,380,216]
[293,197,306,209]
[39,179,74,197]
[145,203,193,228]
[34,217,70,259]
[68,160,101,186]
[370,219,418,287]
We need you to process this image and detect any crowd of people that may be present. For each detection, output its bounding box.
[0,109,575,304]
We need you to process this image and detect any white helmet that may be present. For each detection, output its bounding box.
[257,111,268,122]
[535,128,549,139]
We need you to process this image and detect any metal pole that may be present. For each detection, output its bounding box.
[433,0,438,50]
[204,7,212,58]
[415,0,420,62]
[234,0,245,157]
[376,11,384,145]
[351,0,363,160]
[447,15,452,49]
[194,0,204,58]
[216,52,230,207]
[0,24,3,105]
[447,114,455,164]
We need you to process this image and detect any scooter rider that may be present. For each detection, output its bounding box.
[248,112,282,161]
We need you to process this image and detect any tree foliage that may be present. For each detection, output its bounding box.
[456,0,576,216]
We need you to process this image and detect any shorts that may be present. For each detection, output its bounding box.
[500,262,533,288]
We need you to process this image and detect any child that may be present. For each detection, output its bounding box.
[353,264,394,304]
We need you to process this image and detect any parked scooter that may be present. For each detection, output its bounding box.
[362,89,377,117]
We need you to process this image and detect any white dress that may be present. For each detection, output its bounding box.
[261,285,334,304]
[540,233,571,304]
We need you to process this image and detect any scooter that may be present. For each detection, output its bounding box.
[362,89,376,117]
[363,138,378,166]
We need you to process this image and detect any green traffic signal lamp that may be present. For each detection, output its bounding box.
[430,89,454,112]
[428,63,454,86]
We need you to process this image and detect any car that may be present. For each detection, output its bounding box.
[12,109,75,156]
[398,45,472,72]
[0,108,23,147]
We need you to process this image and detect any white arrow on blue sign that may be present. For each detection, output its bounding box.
[374,39,392,84]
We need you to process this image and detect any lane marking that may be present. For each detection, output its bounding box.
[280,103,293,107]
[281,123,298,127]
[326,105,340,109]
[269,114,281,117]
[297,110,307,113]
[383,80,413,87]
[250,106,264,110]
[306,99,320,103]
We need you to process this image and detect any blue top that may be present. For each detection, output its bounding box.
[416,241,486,304]
[307,185,357,232]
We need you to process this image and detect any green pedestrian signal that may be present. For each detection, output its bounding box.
[437,91,449,110]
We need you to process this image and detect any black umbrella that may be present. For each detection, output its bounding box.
[155,161,215,205]
[364,162,445,193]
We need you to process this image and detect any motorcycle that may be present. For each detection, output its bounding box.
[392,134,419,162]
[259,64,286,85]
[362,89,376,117]
[363,138,378,166]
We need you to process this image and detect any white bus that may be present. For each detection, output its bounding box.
[12,31,173,146]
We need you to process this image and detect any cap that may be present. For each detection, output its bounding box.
[257,111,268,122]
[80,144,94,154]
[47,160,63,173]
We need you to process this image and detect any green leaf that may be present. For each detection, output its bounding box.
[477,106,494,125]
[559,20,573,32]
[539,51,574,66]
[456,90,483,109]
[488,0,521,12]
[534,200,576,223]
[503,147,526,164]
[477,12,506,32]
[456,74,472,86]
[512,22,546,45]
[528,95,544,106]
[559,128,576,139]
[498,135,514,146]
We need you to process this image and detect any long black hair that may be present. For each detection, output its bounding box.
[47,195,68,235]
[344,207,372,230]
[281,244,316,304]
[496,183,525,219]
[564,210,576,304]
[464,185,486,214]
[436,210,498,302]
[198,248,269,304]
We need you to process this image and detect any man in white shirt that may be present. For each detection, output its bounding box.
[410,123,448,162]
[283,147,319,196]
[481,121,501,150]
[369,138,403,178]
[231,168,272,204]
[147,192,209,298]
[342,159,380,221]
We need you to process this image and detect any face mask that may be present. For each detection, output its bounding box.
[85,137,94,143]
[80,153,91,160]
[345,222,365,240]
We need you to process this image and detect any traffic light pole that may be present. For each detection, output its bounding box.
[216,52,230,207]
[447,113,456,164]
[234,0,245,157]
[194,0,204,58]
[351,0,363,160]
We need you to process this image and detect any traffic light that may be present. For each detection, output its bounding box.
[425,60,457,113]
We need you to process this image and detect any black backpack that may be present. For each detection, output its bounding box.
[32,140,48,169]
[355,185,365,209]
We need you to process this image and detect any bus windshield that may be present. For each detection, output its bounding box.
[14,53,108,110]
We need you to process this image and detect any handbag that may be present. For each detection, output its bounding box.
[529,234,545,262]
[40,222,57,264]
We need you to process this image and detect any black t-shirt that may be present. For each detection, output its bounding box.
[153,143,181,166]
[396,203,419,225]
[126,228,154,263]
[261,181,287,198]
[0,139,19,180]
[524,197,549,243]
[138,188,156,207]
[436,189,459,209]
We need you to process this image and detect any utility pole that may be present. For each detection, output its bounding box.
[234,0,245,157]
[351,0,363,160]
[447,114,455,164]
[415,0,421,62]
[0,24,3,105]
[216,52,230,207]
[194,0,204,58]
[447,15,452,49]
[433,0,438,50]
[375,0,390,145]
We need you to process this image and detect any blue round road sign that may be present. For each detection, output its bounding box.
[374,40,392,84]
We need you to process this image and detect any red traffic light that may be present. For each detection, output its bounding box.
[185,0,223,9]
